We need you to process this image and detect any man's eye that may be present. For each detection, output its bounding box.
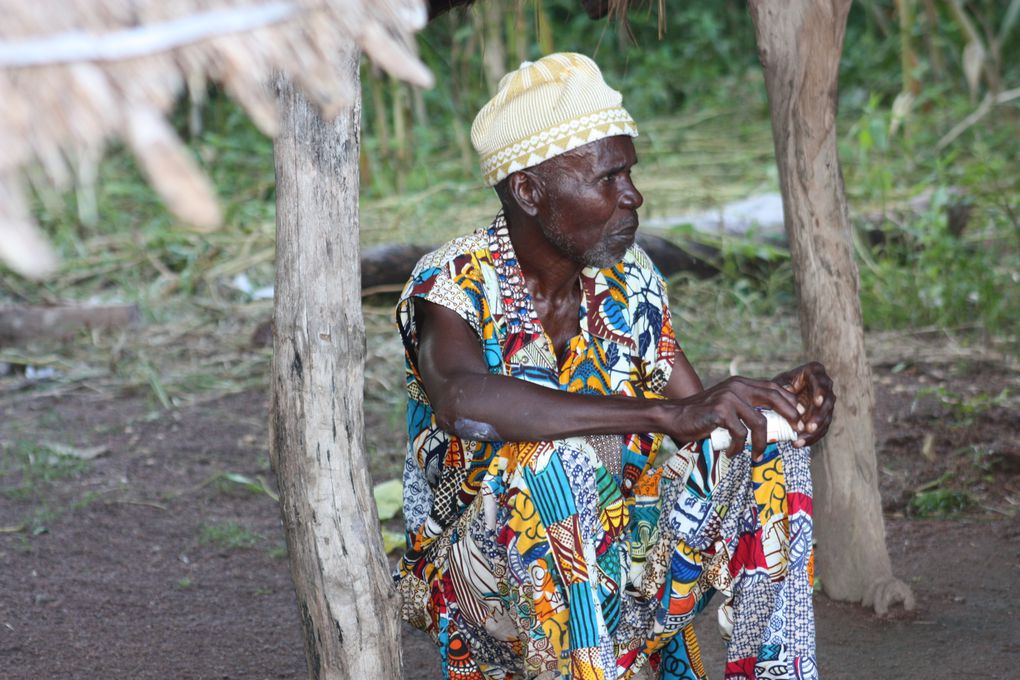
[601,173,616,183]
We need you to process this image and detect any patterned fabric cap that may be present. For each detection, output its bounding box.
[470,52,639,186]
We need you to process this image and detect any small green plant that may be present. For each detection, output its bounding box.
[967,444,1004,474]
[176,576,194,589]
[918,385,1011,427]
[26,506,60,535]
[198,521,261,550]
[14,533,33,552]
[1,441,92,536]
[0,441,90,497]
[72,490,103,511]
[212,472,279,501]
[267,543,288,560]
[911,488,973,517]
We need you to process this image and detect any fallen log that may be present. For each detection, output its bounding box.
[643,193,787,243]
[259,189,970,344]
[642,190,971,247]
[0,304,139,346]
[361,243,433,290]
[357,233,721,293]
[634,232,719,279]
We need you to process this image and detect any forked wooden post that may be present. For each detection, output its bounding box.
[270,49,404,677]
[748,0,914,614]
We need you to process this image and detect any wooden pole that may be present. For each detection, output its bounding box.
[747,0,915,615]
[271,48,403,677]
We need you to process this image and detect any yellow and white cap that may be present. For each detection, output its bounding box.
[470,53,638,187]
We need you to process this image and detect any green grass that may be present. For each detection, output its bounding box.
[0,440,90,500]
[71,490,104,511]
[0,440,101,535]
[198,521,262,550]
[665,270,802,376]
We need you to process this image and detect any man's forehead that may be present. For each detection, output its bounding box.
[551,136,637,171]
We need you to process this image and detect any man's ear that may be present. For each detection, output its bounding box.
[508,171,543,218]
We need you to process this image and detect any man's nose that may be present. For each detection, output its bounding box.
[620,177,643,210]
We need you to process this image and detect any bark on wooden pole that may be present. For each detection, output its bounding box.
[747,0,915,614]
[270,47,403,677]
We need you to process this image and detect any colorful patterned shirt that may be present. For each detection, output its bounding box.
[394,213,817,680]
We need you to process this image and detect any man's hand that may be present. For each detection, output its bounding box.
[772,362,836,448]
[664,376,803,460]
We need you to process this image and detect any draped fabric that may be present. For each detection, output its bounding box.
[394,213,817,680]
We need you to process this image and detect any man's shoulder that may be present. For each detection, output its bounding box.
[410,230,490,279]
[609,244,669,304]
[622,242,658,274]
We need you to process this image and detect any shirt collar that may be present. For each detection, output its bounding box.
[486,212,635,350]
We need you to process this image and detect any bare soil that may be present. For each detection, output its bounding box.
[2,355,1018,679]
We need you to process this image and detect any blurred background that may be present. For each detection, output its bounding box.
[5,1,1018,384]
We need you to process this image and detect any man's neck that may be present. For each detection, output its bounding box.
[503,210,585,360]
[504,212,584,305]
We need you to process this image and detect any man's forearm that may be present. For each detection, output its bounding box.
[412,300,805,456]
[428,371,671,442]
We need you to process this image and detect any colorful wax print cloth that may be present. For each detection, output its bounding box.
[394,213,817,680]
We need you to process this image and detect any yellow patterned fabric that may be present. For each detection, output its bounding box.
[471,53,638,186]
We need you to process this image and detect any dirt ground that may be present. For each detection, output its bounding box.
[2,351,1019,679]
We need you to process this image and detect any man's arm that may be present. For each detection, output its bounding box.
[414,300,802,459]
[660,351,704,400]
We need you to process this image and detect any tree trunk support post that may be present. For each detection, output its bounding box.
[747,0,915,614]
[270,49,404,678]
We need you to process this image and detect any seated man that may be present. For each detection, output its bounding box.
[395,53,834,680]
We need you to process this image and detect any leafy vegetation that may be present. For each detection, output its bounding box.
[843,90,1020,336]
[911,487,973,517]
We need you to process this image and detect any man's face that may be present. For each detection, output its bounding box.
[530,136,643,269]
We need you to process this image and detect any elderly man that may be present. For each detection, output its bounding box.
[395,53,834,680]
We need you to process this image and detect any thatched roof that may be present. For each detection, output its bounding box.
[0,0,432,278]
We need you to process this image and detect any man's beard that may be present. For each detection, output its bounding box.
[541,221,628,269]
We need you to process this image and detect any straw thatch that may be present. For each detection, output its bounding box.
[0,0,433,278]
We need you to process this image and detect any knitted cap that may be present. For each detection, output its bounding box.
[470,53,638,187]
